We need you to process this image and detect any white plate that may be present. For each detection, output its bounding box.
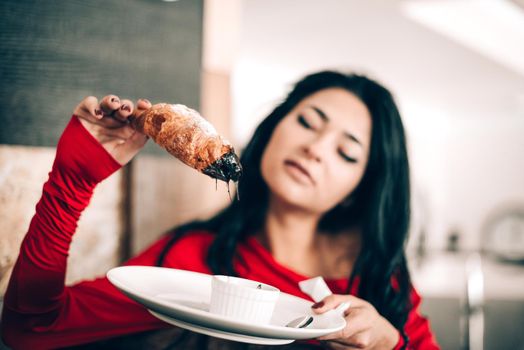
[107,266,345,340]
[148,310,294,345]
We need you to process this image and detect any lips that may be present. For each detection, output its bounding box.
[284,159,315,185]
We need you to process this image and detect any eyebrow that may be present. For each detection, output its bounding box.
[309,105,362,146]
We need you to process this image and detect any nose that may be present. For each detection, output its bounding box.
[302,135,330,163]
[302,145,321,162]
[302,130,336,163]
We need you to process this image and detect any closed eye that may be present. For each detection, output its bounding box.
[337,149,357,163]
[298,115,313,129]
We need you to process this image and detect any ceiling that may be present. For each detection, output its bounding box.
[232,0,524,144]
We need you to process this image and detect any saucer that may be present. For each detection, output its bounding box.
[107,266,345,340]
[149,310,294,345]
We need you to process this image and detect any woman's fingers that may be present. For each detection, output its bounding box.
[311,294,364,315]
[132,98,152,119]
[320,339,359,350]
[73,94,151,165]
[95,95,128,128]
[321,331,372,349]
[100,95,121,115]
[114,99,134,122]
[317,307,367,341]
[81,96,102,119]
[136,98,152,111]
[312,294,372,343]
[74,96,101,122]
[76,95,151,126]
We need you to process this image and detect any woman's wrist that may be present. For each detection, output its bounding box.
[44,116,121,209]
[55,116,121,182]
[62,116,122,183]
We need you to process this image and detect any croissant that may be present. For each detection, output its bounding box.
[130,103,242,182]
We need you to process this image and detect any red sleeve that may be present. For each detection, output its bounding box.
[1,116,167,350]
[393,287,440,350]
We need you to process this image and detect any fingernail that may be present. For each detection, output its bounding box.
[111,97,120,103]
[312,301,324,309]
[94,108,102,116]
[121,104,131,112]
[140,98,151,104]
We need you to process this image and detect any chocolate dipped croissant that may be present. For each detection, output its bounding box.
[130,103,242,182]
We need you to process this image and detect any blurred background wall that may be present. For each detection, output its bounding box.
[1,0,524,349]
[0,0,234,292]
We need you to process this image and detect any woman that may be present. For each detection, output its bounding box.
[1,71,439,349]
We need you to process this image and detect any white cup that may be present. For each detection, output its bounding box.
[209,275,280,325]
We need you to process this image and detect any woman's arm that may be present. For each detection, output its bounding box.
[1,97,167,349]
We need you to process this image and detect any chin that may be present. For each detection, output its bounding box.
[264,168,319,208]
[268,177,318,210]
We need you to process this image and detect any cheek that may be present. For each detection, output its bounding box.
[323,162,367,204]
[260,148,272,183]
[260,138,282,184]
[261,127,289,173]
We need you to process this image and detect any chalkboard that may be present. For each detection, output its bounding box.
[0,0,203,153]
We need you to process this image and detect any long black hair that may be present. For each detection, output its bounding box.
[156,70,412,333]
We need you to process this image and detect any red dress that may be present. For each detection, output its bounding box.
[1,116,439,349]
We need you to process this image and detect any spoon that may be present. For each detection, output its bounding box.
[285,315,314,328]
[285,301,350,329]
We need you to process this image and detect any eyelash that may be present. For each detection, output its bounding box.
[338,149,358,163]
[298,115,313,129]
[298,116,358,163]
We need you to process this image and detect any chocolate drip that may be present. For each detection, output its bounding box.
[202,151,242,182]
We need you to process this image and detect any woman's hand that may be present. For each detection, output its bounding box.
[313,294,399,349]
[73,95,151,165]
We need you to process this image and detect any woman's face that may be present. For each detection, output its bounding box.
[261,88,372,214]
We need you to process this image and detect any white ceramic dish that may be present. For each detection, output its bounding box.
[107,266,345,340]
[149,310,294,345]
